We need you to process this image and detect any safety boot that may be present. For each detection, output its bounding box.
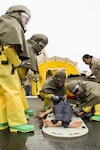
[25,114,30,120]
[0,123,8,130]
[25,109,34,116]
[90,115,100,121]
[44,105,51,111]
[10,124,35,133]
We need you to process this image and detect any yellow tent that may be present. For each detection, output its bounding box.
[38,56,80,90]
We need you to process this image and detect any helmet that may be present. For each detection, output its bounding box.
[67,80,79,93]
[27,34,48,46]
[55,70,66,82]
[6,5,31,18]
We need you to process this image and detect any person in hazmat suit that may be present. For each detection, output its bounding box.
[67,80,100,121]
[0,5,35,132]
[40,69,67,111]
[25,34,48,96]
[17,34,48,118]
[17,67,34,118]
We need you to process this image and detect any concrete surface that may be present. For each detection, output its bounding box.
[0,98,100,150]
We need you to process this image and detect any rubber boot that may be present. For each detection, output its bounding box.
[25,115,30,120]
[10,124,35,133]
[44,100,51,111]
[44,105,51,111]
[90,115,100,121]
[25,109,34,116]
[0,123,8,130]
[90,104,100,121]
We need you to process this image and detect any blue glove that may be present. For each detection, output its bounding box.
[59,96,67,101]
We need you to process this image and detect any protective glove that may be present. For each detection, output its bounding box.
[59,96,67,101]
[16,61,30,68]
[32,74,42,79]
[21,78,27,85]
[51,95,61,103]
[73,107,82,116]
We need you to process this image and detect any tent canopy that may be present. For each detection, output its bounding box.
[38,56,80,89]
[38,56,77,66]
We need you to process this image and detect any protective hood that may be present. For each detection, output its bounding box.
[26,42,39,72]
[6,5,31,18]
[0,5,31,60]
[54,70,66,82]
[67,80,80,93]
[27,34,48,52]
[41,76,66,95]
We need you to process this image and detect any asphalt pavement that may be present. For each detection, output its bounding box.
[0,98,100,150]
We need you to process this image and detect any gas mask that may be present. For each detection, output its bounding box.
[21,12,30,32]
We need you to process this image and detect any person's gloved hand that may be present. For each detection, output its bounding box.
[21,78,27,85]
[51,95,60,103]
[16,61,30,68]
[32,74,42,79]
[73,107,82,116]
[51,95,67,102]
[59,96,63,100]
[59,96,67,101]
[51,95,61,104]
[24,61,31,68]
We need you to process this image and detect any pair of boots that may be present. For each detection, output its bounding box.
[0,109,35,133]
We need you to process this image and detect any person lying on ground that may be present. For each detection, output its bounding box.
[39,96,82,128]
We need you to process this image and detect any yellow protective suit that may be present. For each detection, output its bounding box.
[82,104,100,116]
[20,86,29,110]
[39,92,52,110]
[32,77,41,96]
[17,67,29,110]
[0,45,27,127]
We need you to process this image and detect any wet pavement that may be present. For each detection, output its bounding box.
[0,98,100,150]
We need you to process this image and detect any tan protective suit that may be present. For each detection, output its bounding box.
[67,80,100,115]
[16,34,48,109]
[40,70,67,110]
[25,34,48,96]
